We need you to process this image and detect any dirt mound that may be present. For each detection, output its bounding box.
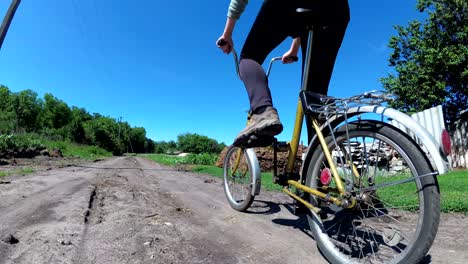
[216,145,305,173]
[0,147,63,161]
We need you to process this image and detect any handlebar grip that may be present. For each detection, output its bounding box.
[217,39,227,46]
[281,56,298,62]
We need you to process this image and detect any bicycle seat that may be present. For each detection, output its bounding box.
[296,8,327,28]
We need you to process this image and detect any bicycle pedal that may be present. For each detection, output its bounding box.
[274,141,289,152]
[243,134,275,148]
[292,199,308,216]
[273,173,288,186]
[288,173,300,181]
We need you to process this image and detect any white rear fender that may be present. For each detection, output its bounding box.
[301,106,450,178]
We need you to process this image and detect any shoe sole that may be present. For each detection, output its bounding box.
[256,123,283,136]
[233,121,283,147]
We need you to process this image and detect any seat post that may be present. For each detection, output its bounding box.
[301,27,314,92]
[287,27,314,174]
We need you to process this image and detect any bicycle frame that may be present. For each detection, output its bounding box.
[278,29,352,212]
[227,27,450,214]
[222,18,448,264]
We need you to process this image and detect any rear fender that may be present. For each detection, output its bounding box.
[301,106,450,179]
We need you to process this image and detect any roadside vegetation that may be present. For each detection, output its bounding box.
[0,85,155,155]
[145,152,468,213]
[0,167,34,178]
[41,140,112,160]
[0,134,111,160]
[0,86,226,160]
[438,170,468,213]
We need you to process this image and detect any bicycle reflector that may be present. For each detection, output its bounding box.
[441,129,452,155]
[320,168,332,186]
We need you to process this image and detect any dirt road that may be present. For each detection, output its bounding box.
[0,156,466,264]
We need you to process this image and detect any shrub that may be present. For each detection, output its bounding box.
[0,134,45,151]
[177,133,224,154]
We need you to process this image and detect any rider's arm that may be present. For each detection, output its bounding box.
[227,0,249,20]
[218,0,249,54]
[282,37,301,63]
[289,37,301,55]
[223,17,237,37]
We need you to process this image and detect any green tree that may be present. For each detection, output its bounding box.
[0,86,16,133]
[83,117,123,155]
[144,138,155,153]
[154,140,177,154]
[129,127,147,153]
[381,0,467,127]
[68,106,93,143]
[0,85,157,156]
[12,89,42,132]
[40,93,72,129]
[177,133,222,154]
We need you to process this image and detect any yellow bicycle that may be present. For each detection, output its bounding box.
[222,8,451,264]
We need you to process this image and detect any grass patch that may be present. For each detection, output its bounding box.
[439,170,468,213]
[376,170,468,213]
[41,140,112,160]
[143,154,283,191]
[142,153,217,166]
[191,165,223,178]
[260,172,283,191]
[143,154,468,213]
[0,167,35,177]
[142,154,181,166]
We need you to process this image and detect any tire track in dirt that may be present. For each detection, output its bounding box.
[71,157,239,264]
[0,166,97,264]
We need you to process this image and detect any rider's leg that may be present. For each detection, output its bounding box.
[238,59,273,114]
[233,0,291,146]
[239,0,291,115]
[298,0,350,142]
[300,0,350,95]
[234,0,350,146]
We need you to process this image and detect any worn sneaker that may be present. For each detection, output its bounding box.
[233,106,283,147]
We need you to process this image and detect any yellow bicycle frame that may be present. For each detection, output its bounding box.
[281,100,356,213]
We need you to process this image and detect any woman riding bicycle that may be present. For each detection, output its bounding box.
[217,0,350,147]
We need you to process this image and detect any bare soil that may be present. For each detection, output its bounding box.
[0,156,466,264]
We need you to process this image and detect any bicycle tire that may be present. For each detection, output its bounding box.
[305,120,440,264]
[223,146,255,211]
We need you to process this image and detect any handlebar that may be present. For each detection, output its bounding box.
[218,39,298,80]
[266,56,298,77]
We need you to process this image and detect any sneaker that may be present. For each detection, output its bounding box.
[233,106,283,147]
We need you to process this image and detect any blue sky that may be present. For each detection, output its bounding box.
[0,0,424,144]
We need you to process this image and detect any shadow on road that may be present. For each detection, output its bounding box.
[245,200,282,215]
[271,203,316,241]
[419,254,433,264]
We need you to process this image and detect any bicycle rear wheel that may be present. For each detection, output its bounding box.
[223,146,255,211]
[305,120,440,264]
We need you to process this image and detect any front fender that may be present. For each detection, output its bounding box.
[246,148,262,195]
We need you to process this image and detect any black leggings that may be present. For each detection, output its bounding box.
[239,0,350,113]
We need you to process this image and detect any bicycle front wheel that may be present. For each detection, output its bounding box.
[223,146,255,211]
[305,120,440,264]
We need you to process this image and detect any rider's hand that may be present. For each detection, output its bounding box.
[282,37,300,64]
[281,49,298,64]
[217,35,234,54]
